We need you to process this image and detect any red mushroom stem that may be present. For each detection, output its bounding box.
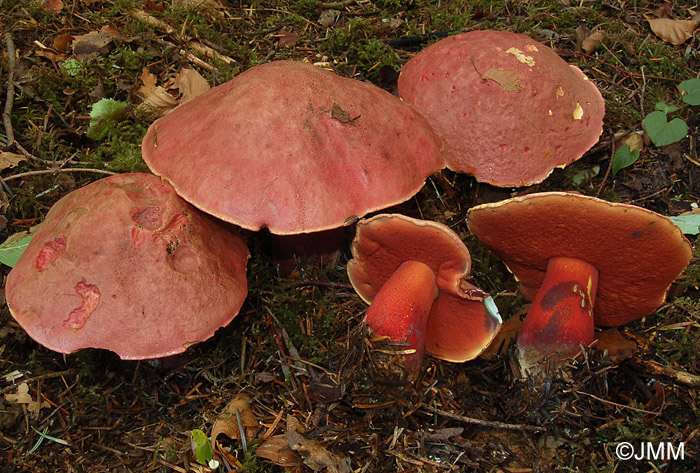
[517,256,599,374]
[363,260,438,378]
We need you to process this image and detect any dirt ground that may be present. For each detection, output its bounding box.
[1,1,699,472]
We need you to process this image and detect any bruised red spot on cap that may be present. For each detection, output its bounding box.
[153,213,187,242]
[130,226,148,247]
[131,206,163,230]
[36,236,67,271]
[63,279,101,329]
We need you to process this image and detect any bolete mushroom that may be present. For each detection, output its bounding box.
[466,192,693,376]
[141,61,444,269]
[6,173,250,360]
[398,30,605,187]
[347,214,502,381]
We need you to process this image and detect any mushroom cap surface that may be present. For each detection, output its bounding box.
[347,213,501,362]
[6,173,250,359]
[398,30,605,187]
[141,60,444,235]
[466,192,693,326]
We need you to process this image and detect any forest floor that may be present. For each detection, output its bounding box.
[1,1,699,472]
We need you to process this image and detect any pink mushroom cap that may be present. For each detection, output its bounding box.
[6,173,250,359]
[141,60,445,235]
[398,30,605,187]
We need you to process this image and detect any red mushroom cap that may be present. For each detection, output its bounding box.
[348,213,502,362]
[6,173,250,359]
[141,60,444,235]
[466,192,693,327]
[398,30,605,187]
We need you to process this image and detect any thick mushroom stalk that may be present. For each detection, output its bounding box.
[364,260,438,380]
[517,256,599,375]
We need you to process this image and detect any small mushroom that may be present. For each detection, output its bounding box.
[347,214,502,381]
[141,61,444,271]
[398,30,605,187]
[466,192,693,376]
[6,173,250,360]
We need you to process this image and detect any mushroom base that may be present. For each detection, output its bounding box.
[517,256,599,378]
[270,228,346,275]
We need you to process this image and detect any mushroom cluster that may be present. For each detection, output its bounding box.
[347,214,502,381]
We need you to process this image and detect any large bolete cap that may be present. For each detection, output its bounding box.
[348,214,501,363]
[398,30,605,187]
[6,173,250,359]
[142,60,444,235]
[466,192,693,327]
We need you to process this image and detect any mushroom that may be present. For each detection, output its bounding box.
[398,30,605,187]
[466,192,693,376]
[141,60,444,270]
[347,214,502,381]
[6,173,250,360]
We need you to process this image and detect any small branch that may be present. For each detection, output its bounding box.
[628,358,700,388]
[0,369,78,395]
[4,168,117,182]
[596,126,615,197]
[575,390,662,415]
[3,33,16,148]
[421,405,543,432]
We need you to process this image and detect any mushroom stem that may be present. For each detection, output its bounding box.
[364,260,438,380]
[517,256,599,375]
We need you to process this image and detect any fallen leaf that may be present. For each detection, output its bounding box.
[277,30,301,48]
[135,68,178,114]
[648,17,699,45]
[210,394,258,449]
[480,310,525,360]
[72,26,120,58]
[581,30,605,54]
[256,434,303,472]
[482,68,522,92]
[4,383,50,415]
[42,0,63,13]
[53,33,74,52]
[594,329,637,362]
[0,152,26,171]
[621,131,644,152]
[287,416,352,473]
[173,68,210,104]
[318,10,340,28]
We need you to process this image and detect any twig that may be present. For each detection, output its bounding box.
[628,358,700,388]
[0,369,78,395]
[596,126,615,197]
[3,168,117,182]
[575,390,662,415]
[421,405,543,432]
[3,33,16,148]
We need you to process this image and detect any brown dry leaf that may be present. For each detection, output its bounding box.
[581,30,605,54]
[648,17,699,45]
[286,416,352,473]
[4,383,50,415]
[0,152,26,171]
[210,394,258,449]
[621,132,644,152]
[173,0,224,13]
[42,0,63,13]
[594,329,638,362]
[53,33,75,53]
[173,68,210,104]
[135,68,178,114]
[277,30,301,48]
[482,68,522,92]
[480,308,527,360]
[256,434,304,472]
[72,26,120,58]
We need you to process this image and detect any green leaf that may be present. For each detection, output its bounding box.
[190,429,214,466]
[679,78,700,106]
[611,145,640,177]
[668,214,700,235]
[644,110,688,147]
[572,165,600,186]
[0,226,40,268]
[87,98,128,140]
[654,102,678,114]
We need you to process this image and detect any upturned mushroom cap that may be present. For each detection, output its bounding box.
[398,30,605,187]
[6,173,250,359]
[141,60,444,235]
[347,213,502,362]
[466,192,693,327]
